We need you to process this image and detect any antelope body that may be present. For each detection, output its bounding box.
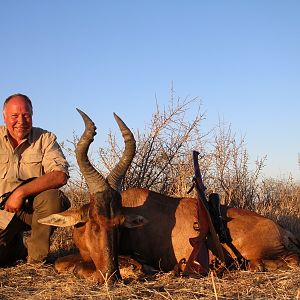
[40,111,300,283]
[120,188,300,272]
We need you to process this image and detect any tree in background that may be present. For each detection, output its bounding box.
[62,90,300,237]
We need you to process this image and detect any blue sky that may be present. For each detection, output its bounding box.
[0,1,299,181]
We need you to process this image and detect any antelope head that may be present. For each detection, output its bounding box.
[39,109,146,283]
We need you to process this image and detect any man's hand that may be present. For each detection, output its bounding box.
[3,171,67,213]
[4,189,24,213]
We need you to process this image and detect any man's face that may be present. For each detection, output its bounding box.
[3,96,33,143]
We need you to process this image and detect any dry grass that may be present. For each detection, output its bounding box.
[1,225,299,299]
[0,260,299,299]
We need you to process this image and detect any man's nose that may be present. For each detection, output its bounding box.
[17,114,27,123]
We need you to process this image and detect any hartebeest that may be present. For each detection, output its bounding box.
[119,189,300,273]
[40,111,300,281]
[39,109,146,283]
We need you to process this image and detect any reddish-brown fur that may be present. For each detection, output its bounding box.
[54,193,124,283]
[38,110,138,284]
[119,188,300,272]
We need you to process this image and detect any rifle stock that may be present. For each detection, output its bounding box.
[183,151,210,275]
[184,151,225,275]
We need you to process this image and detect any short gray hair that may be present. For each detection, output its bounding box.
[3,93,33,115]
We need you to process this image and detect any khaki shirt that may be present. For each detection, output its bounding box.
[0,126,69,196]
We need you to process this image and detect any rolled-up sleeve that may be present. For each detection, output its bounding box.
[41,132,69,176]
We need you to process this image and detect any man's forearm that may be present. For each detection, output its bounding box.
[15,171,68,199]
[4,171,68,212]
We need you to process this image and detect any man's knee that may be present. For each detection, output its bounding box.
[33,189,70,214]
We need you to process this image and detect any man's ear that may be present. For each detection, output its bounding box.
[121,214,148,228]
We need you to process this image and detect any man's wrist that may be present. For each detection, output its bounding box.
[13,187,26,200]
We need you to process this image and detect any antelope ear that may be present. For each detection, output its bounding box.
[38,208,87,227]
[121,214,148,228]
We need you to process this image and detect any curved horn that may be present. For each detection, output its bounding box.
[75,108,108,194]
[107,113,136,191]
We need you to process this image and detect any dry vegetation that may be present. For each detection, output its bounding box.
[1,260,299,299]
[1,92,299,299]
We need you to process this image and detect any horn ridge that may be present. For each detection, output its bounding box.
[75,108,108,194]
[107,113,136,191]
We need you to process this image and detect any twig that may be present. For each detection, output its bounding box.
[210,271,218,300]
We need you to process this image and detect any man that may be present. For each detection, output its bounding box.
[0,93,70,265]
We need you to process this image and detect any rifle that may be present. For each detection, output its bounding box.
[183,151,225,275]
[0,178,36,230]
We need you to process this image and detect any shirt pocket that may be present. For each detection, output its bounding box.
[0,154,9,179]
[19,154,43,179]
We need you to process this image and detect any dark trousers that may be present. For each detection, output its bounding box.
[0,189,70,265]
